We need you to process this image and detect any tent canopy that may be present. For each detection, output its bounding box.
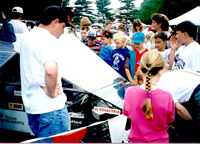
[169,6,200,25]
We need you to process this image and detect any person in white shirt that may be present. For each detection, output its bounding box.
[153,32,170,68]
[143,31,154,51]
[157,70,200,142]
[169,20,200,72]
[20,6,69,142]
[9,6,28,33]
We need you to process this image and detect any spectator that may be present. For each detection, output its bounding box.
[80,26,89,44]
[123,50,175,143]
[98,30,113,66]
[157,70,200,142]
[111,32,130,79]
[124,32,148,86]
[104,20,112,31]
[150,13,170,50]
[143,31,154,50]
[85,29,101,55]
[154,32,170,63]
[63,7,75,34]
[80,17,93,30]
[96,25,102,42]
[63,7,75,24]
[0,9,16,42]
[129,19,144,41]
[19,6,69,142]
[69,27,76,36]
[9,6,28,33]
[117,24,127,34]
[170,20,200,72]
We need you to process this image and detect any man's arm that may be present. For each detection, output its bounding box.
[44,61,60,98]
[0,9,16,42]
[175,102,193,121]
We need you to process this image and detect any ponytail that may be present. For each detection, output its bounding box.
[140,51,165,120]
[142,71,154,120]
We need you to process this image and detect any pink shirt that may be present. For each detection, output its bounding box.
[123,86,175,143]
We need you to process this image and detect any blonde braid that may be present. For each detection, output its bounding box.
[142,71,154,120]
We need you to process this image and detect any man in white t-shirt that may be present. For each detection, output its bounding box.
[157,70,200,142]
[169,20,200,72]
[9,7,28,33]
[20,6,69,142]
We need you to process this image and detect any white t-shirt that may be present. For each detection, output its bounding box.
[172,41,200,72]
[153,49,170,68]
[157,70,200,103]
[10,20,29,33]
[143,42,151,51]
[20,27,66,114]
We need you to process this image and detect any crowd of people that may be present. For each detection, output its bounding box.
[1,5,200,143]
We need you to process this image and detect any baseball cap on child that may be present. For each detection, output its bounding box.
[131,32,145,44]
[12,7,23,14]
[97,30,113,38]
[87,30,96,39]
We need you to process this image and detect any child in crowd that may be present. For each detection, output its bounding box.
[154,32,170,63]
[143,31,154,50]
[96,25,102,43]
[150,13,170,50]
[117,24,127,35]
[80,17,92,30]
[85,29,101,55]
[98,30,113,66]
[123,50,175,143]
[81,26,89,44]
[129,19,144,41]
[104,20,112,31]
[169,20,200,72]
[124,32,148,86]
[111,32,130,79]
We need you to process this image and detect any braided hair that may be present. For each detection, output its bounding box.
[140,51,165,120]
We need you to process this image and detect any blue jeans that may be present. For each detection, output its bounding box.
[27,106,69,143]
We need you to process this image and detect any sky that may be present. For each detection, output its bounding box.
[69,0,144,13]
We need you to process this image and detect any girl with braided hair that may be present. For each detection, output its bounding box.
[123,51,175,143]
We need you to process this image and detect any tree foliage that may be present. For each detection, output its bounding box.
[95,0,113,23]
[119,0,136,23]
[61,0,70,7]
[73,0,96,24]
[138,0,200,24]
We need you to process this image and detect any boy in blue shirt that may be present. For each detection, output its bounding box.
[98,30,113,66]
[112,32,130,79]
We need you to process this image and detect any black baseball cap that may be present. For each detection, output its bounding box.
[40,5,69,26]
[97,30,113,38]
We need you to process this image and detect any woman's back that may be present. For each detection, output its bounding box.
[123,86,175,143]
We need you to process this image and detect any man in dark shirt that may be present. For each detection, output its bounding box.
[0,9,16,42]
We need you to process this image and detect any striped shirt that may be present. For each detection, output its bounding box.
[85,42,101,55]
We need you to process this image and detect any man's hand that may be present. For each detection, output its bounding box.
[169,35,180,51]
[41,83,61,98]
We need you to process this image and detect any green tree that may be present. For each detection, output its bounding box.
[138,0,165,24]
[119,0,136,24]
[138,0,200,25]
[95,0,113,23]
[73,0,96,24]
[61,0,70,7]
